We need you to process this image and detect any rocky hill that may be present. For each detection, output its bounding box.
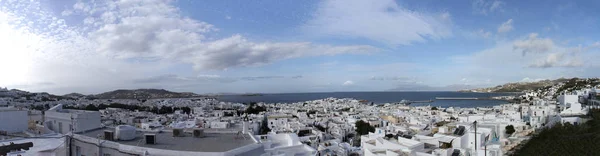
[62,93,86,99]
[92,89,199,99]
[461,78,598,93]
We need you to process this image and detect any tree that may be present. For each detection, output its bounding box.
[97,104,108,110]
[355,120,375,135]
[84,104,99,111]
[505,125,516,135]
[315,124,328,132]
[246,103,266,114]
[158,106,173,114]
[431,107,438,110]
[385,134,394,139]
[260,117,271,134]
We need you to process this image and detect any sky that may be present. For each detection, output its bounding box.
[1,0,599,94]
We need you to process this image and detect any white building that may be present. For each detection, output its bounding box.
[67,126,316,156]
[44,104,101,134]
[361,128,427,156]
[0,108,28,133]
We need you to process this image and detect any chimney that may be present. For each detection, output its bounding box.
[145,134,156,144]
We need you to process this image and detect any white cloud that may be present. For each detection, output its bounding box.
[304,0,452,46]
[61,10,73,16]
[83,17,95,25]
[490,1,504,12]
[446,33,596,86]
[497,19,513,33]
[78,0,377,70]
[520,77,547,82]
[225,15,231,20]
[473,0,505,15]
[528,53,583,68]
[183,35,376,70]
[513,33,554,56]
[342,80,354,86]
[0,0,377,93]
[476,29,492,38]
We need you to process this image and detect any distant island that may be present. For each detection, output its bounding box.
[92,89,201,99]
[240,93,264,96]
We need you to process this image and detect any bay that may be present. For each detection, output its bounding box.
[216,91,518,108]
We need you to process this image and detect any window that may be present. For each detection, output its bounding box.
[58,122,63,133]
[75,146,81,156]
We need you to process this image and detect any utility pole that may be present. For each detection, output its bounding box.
[474,121,477,151]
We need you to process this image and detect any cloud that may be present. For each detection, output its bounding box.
[520,77,547,82]
[473,0,505,15]
[183,35,377,70]
[497,19,513,33]
[447,33,597,86]
[342,80,354,86]
[240,76,285,81]
[133,74,302,84]
[513,33,554,56]
[225,15,231,20]
[61,10,73,16]
[528,53,583,68]
[476,29,492,38]
[0,0,377,93]
[370,76,414,81]
[304,0,452,46]
[77,0,376,70]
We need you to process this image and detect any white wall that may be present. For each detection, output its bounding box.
[45,110,101,134]
[0,110,28,133]
[210,122,230,129]
[559,95,579,106]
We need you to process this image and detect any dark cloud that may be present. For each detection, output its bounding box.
[133,74,302,84]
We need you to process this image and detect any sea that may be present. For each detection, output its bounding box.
[215,92,519,108]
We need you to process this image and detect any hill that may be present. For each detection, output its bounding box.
[512,109,600,155]
[93,89,199,99]
[461,78,574,93]
[63,93,86,99]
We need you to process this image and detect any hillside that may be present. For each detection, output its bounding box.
[512,109,600,155]
[461,78,573,93]
[93,89,199,99]
[63,93,86,99]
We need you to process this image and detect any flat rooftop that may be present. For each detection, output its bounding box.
[79,127,255,152]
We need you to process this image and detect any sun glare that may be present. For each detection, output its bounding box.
[0,14,36,86]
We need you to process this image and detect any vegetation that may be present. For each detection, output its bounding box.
[555,78,600,94]
[85,104,99,111]
[431,107,438,110]
[259,117,271,134]
[314,124,328,132]
[62,103,192,114]
[435,121,450,127]
[355,120,375,135]
[513,109,600,156]
[297,129,311,137]
[245,102,267,114]
[340,107,352,112]
[505,125,515,135]
[385,134,394,139]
